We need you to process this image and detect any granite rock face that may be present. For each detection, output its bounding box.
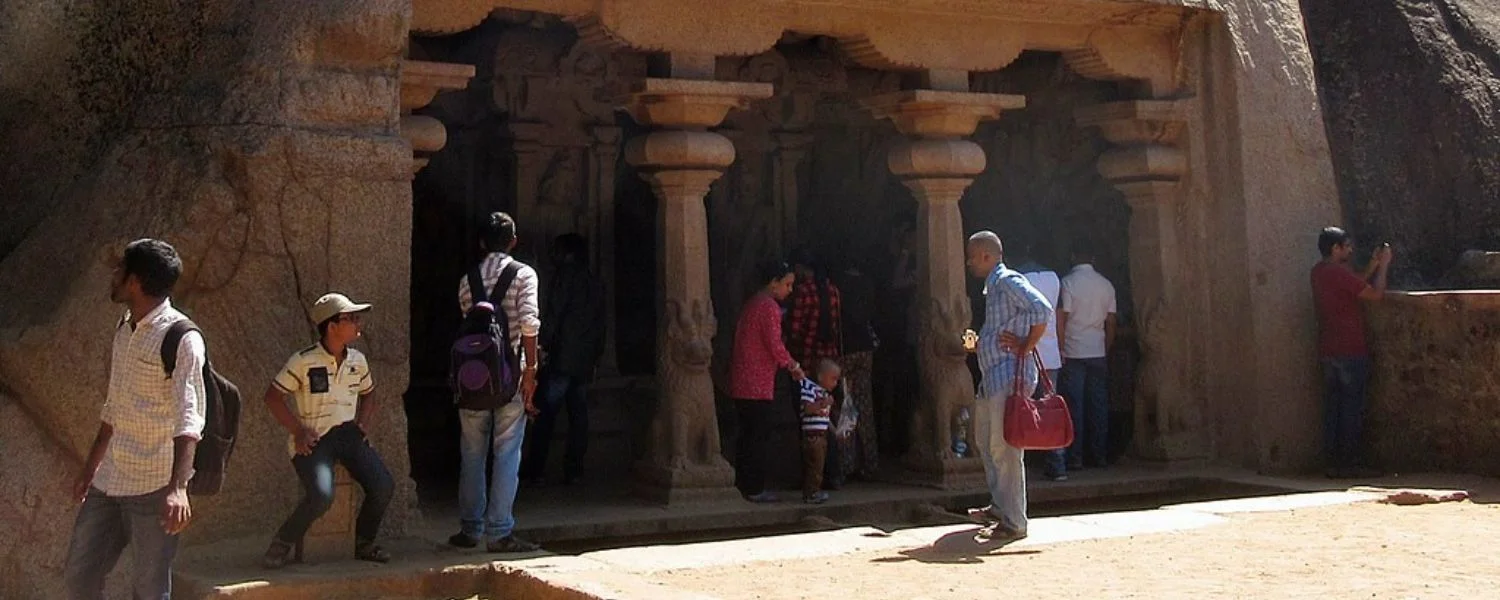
[0,0,414,594]
[1302,0,1500,286]
[1366,292,1500,477]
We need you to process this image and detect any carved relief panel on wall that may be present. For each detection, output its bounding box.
[491,24,648,376]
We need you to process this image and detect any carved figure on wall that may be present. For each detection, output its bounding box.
[537,150,582,208]
[910,296,978,462]
[650,299,723,471]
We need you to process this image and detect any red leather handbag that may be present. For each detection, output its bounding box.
[1003,350,1075,450]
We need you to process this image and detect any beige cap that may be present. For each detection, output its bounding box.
[310,293,372,325]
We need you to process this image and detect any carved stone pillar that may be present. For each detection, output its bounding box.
[865,89,1026,487]
[624,78,773,503]
[590,125,623,377]
[400,60,474,173]
[1076,99,1206,462]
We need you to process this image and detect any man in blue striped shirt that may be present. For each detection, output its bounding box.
[964,231,1053,542]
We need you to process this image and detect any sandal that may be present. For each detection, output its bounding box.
[355,540,392,563]
[262,539,296,570]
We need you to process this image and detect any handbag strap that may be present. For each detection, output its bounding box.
[1011,347,1051,396]
[1032,349,1056,395]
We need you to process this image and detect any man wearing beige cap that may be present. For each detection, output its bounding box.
[260,293,394,568]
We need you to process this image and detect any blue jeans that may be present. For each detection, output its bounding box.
[459,402,526,541]
[1060,357,1110,469]
[975,382,1030,533]
[64,486,178,600]
[1322,357,1371,470]
[274,421,394,545]
[521,373,589,481]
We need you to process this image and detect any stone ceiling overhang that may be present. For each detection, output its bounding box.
[413,0,1206,91]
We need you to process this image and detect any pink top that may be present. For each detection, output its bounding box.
[730,292,796,400]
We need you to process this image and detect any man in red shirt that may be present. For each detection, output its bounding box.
[1311,226,1392,479]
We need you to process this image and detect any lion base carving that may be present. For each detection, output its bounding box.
[635,299,740,504]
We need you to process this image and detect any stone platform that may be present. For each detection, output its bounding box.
[173,467,1498,599]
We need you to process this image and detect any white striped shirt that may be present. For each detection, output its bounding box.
[457,253,541,353]
[95,300,207,497]
[799,379,833,432]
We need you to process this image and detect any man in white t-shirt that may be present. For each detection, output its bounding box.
[1012,249,1066,481]
[1057,244,1118,471]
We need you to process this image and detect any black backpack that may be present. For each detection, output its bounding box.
[450,259,522,410]
[160,319,242,496]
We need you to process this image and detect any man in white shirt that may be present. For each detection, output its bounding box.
[1057,244,1118,471]
[261,293,394,568]
[66,239,206,600]
[1012,247,1068,482]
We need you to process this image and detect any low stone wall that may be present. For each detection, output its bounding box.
[1366,291,1500,476]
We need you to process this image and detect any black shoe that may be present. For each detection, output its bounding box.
[354,540,391,563]
[488,535,540,553]
[1046,472,1069,482]
[261,539,296,570]
[448,532,479,548]
[743,492,780,503]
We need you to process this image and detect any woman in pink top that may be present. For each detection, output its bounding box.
[730,261,805,503]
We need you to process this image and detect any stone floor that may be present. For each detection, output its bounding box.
[173,466,1500,599]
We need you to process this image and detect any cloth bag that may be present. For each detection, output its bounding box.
[1003,349,1075,450]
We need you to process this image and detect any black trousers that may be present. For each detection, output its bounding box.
[734,399,777,496]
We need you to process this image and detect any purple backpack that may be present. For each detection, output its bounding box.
[451,260,521,410]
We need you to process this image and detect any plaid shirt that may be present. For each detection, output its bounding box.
[785,278,842,367]
[96,300,207,497]
[976,263,1054,398]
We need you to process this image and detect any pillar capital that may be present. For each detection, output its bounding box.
[863,89,1025,138]
[625,78,774,130]
[1075,99,1189,147]
[1077,99,1191,193]
[400,60,475,112]
[888,139,987,181]
[624,130,737,173]
[400,60,474,174]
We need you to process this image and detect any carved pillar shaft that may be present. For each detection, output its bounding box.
[1077,100,1204,462]
[624,78,773,503]
[590,126,623,377]
[865,89,1024,487]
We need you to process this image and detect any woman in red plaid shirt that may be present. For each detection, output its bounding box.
[786,251,843,368]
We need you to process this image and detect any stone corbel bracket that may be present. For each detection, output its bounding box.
[1075,99,1189,191]
[1063,28,1183,98]
[834,17,1027,72]
[565,0,790,56]
[401,60,476,172]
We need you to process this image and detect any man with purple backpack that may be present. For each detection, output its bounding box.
[449,211,541,553]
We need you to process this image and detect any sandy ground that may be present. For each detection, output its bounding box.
[649,501,1500,599]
